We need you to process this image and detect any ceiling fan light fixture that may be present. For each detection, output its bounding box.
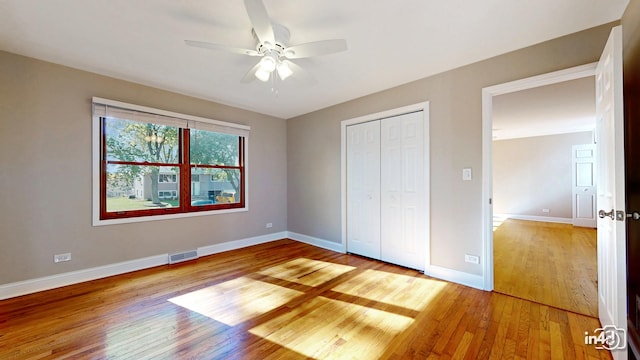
[255,68,271,82]
[185,0,347,87]
[277,61,293,80]
[259,54,277,72]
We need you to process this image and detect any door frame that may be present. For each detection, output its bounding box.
[481,63,597,290]
[341,101,430,266]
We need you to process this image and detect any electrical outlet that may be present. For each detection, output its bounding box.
[465,254,480,264]
[266,223,273,228]
[54,253,71,263]
[542,208,550,213]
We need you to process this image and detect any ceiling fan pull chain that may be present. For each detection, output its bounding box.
[271,73,279,97]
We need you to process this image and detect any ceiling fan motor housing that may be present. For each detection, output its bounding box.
[253,23,292,58]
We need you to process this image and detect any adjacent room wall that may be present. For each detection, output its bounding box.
[0,51,287,284]
[493,132,593,220]
[287,23,616,276]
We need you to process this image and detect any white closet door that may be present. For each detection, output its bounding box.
[380,112,425,270]
[346,121,381,259]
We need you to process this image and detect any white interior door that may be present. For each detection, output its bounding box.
[596,26,627,359]
[346,121,381,259]
[572,144,597,228]
[380,112,425,270]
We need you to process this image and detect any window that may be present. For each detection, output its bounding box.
[159,174,177,183]
[93,98,249,224]
[158,190,177,199]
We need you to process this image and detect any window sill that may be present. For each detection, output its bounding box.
[92,206,248,227]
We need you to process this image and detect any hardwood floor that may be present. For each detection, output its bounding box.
[1,239,610,359]
[493,219,598,317]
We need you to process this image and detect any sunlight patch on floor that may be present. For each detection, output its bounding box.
[257,258,356,287]
[331,269,446,311]
[168,277,303,326]
[249,296,414,360]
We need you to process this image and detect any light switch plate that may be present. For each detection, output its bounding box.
[462,168,472,181]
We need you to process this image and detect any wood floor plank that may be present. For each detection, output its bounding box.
[494,219,598,317]
[0,239,612,359]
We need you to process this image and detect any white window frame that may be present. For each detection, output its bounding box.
[92,97,250,226]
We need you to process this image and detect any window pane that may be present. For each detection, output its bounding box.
[210,168,241,204]
[105,117,179,164]
[190,168,210,205]
[105,164,180,212]
[190,130,239,166]
[190,168,241,206]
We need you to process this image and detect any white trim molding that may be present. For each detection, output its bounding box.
[482,62,597,291]
[0,232,287,300]
[494,213,573,224]
[0,255,167,301]
[1,230,496,300]
[198,232,287,256]
[425,265,485,290]
[287,231,346,253]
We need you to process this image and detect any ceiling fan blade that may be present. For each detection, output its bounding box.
[241,62,262,83]
[283,60,317,86]
[284,39,347,59]
[185,40,260,56]
[243,0,275,45]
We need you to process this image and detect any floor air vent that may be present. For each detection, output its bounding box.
[168,250,198,264]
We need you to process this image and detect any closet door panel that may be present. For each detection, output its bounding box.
[346,121,381,259]
[381,112,425,270]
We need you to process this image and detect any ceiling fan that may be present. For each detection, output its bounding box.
[185,0,347,85]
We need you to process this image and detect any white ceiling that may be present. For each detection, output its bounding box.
[0,0,628,119]
[493,76,596,140]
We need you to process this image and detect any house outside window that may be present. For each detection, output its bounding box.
[159,174,177,183]
[158,190,177,199]
[92,98,250,225]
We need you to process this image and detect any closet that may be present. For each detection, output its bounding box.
[346,110,427,270]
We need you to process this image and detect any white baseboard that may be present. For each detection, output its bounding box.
[0,232,288,301]
[1,231,490,300]
[287,231,345,253]
[495,213,572,224]
[0,254,168,301]
[198,231,287,257]
[425,264,485,290]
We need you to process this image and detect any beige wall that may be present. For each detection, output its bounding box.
[0,21,622,286]
[287,23,616,275]
[493,132,593,219]
[0,51,287,284]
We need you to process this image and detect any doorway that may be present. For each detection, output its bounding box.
[481,63,599,315]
